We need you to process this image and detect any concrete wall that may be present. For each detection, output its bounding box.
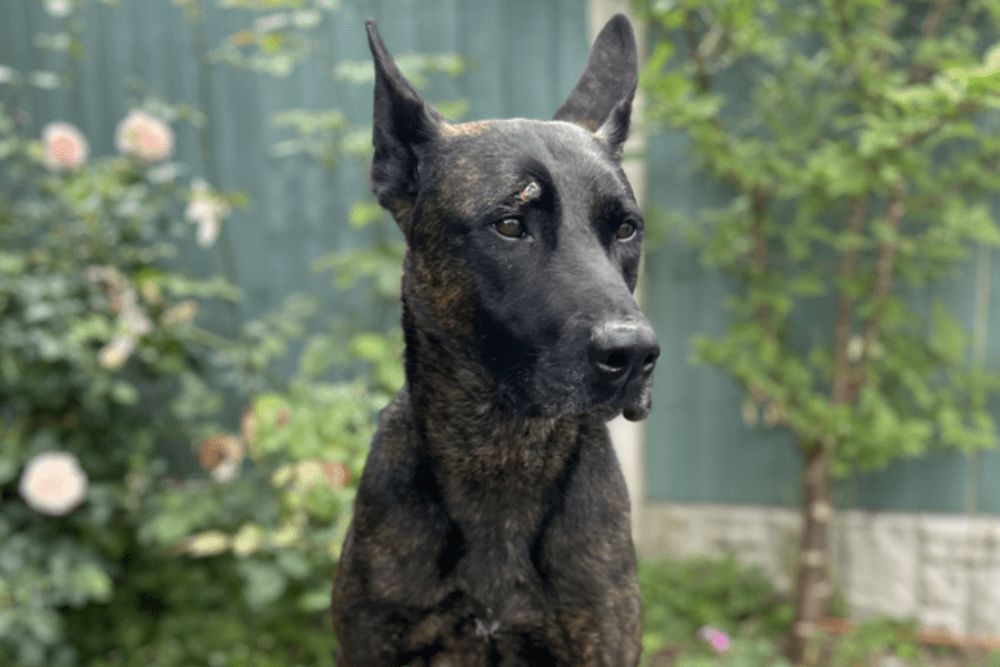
[639,501,1000,636]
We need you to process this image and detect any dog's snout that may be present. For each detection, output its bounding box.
[589,320,659,381]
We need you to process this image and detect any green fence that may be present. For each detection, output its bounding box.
[1,0,589,324]
[4,0,998,515]
[644,128,1000,515]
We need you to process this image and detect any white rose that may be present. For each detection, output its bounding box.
[185,178,229,247]
[19,452,88,516]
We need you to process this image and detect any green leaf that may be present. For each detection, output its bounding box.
[297,335,339,377]
[276,549,310,579]
[260,33,284,53]
[70,561,112,605]
[241,560,287,609]
[110,380,139,405]
[930,301,968,363]
[0,252,26,274]
[436,98,470,122]
[231,523,264,558]
[376,360,405,394]
[786,273,825,297]
[298,588,332,612]
[188,530,231,557]
[350,332,388,362]
[147,513,190,546]
[332,59,373,84]
[253,393,292,428]
[347,200,383,229]
[0,352,21,384]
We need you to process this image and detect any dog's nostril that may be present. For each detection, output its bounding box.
[642,351,658,371]
[604,352,629,371]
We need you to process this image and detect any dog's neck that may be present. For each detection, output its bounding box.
[400,298,586,513]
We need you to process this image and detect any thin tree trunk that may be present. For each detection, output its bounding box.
[787,441,833,664]
[784,195,865,664]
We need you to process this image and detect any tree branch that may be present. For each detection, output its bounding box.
[751,186,773,338]
[685,12,712,94]
[923,0,954,43]
[860,183,907,373]
[831,194,869,407]
[907,0,956,84]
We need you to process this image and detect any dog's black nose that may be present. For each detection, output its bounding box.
[588,320,659,382]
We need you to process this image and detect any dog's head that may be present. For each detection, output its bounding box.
[367,15,659,422]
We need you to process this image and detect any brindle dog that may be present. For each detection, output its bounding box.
[332,15,659,667]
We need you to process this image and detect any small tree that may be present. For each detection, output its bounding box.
[641,0,1000,662]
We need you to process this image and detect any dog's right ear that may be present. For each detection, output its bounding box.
[366,20,444,228]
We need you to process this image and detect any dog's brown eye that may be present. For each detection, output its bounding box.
[495,218,524,238]
[616,222,636,240]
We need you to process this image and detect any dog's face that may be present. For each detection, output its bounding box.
[367,16,659,421]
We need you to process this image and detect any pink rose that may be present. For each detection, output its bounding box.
[42,122,88,171]
[115,110,174,162]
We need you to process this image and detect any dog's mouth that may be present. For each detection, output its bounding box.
[514,354,657,422]
[598,365,656,422]
[620,386,653,422]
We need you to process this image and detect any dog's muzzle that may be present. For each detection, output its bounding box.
[588,319,659,421]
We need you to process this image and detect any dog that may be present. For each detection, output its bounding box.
[331,14,659,666]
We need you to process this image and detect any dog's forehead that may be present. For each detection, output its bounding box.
[431,118,630,214]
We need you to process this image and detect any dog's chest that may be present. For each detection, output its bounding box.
[452,518,544,613]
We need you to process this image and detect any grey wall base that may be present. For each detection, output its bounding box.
[639,501,1000,637]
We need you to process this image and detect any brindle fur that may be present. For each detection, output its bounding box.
[332,15,659,666]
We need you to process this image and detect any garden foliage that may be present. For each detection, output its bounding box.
[643,0,1000,471]
[639,556,793,657]
[641,0,1000,661]
[0,1,461,665]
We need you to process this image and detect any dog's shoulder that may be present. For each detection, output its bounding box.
[355,385,420,508]
[351,386,450,534]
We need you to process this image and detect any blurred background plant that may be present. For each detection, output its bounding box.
[638,557,814,667]
[640,0,1000,661]
[0,0,459,665]
[639,556,794,663]
[639,558,999,667]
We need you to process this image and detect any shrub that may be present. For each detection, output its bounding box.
[0,41,402,667]
[639,556,793,658]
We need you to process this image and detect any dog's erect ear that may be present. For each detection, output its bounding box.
[366,20,444,225]
[553,14,637,154]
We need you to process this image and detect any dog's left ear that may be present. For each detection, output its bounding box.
[554,14,638,154]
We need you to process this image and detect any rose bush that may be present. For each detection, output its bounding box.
[0,1,463,664]
[0,87,405,664]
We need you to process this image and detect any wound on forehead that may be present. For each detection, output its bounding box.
[518,181,543,204]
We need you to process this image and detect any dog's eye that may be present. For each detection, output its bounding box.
[616,222,637,240]
[495,218,525,238]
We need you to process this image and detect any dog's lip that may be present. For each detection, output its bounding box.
[611,366,654,421]
[621,398,651,422]
[585,374,652,421]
